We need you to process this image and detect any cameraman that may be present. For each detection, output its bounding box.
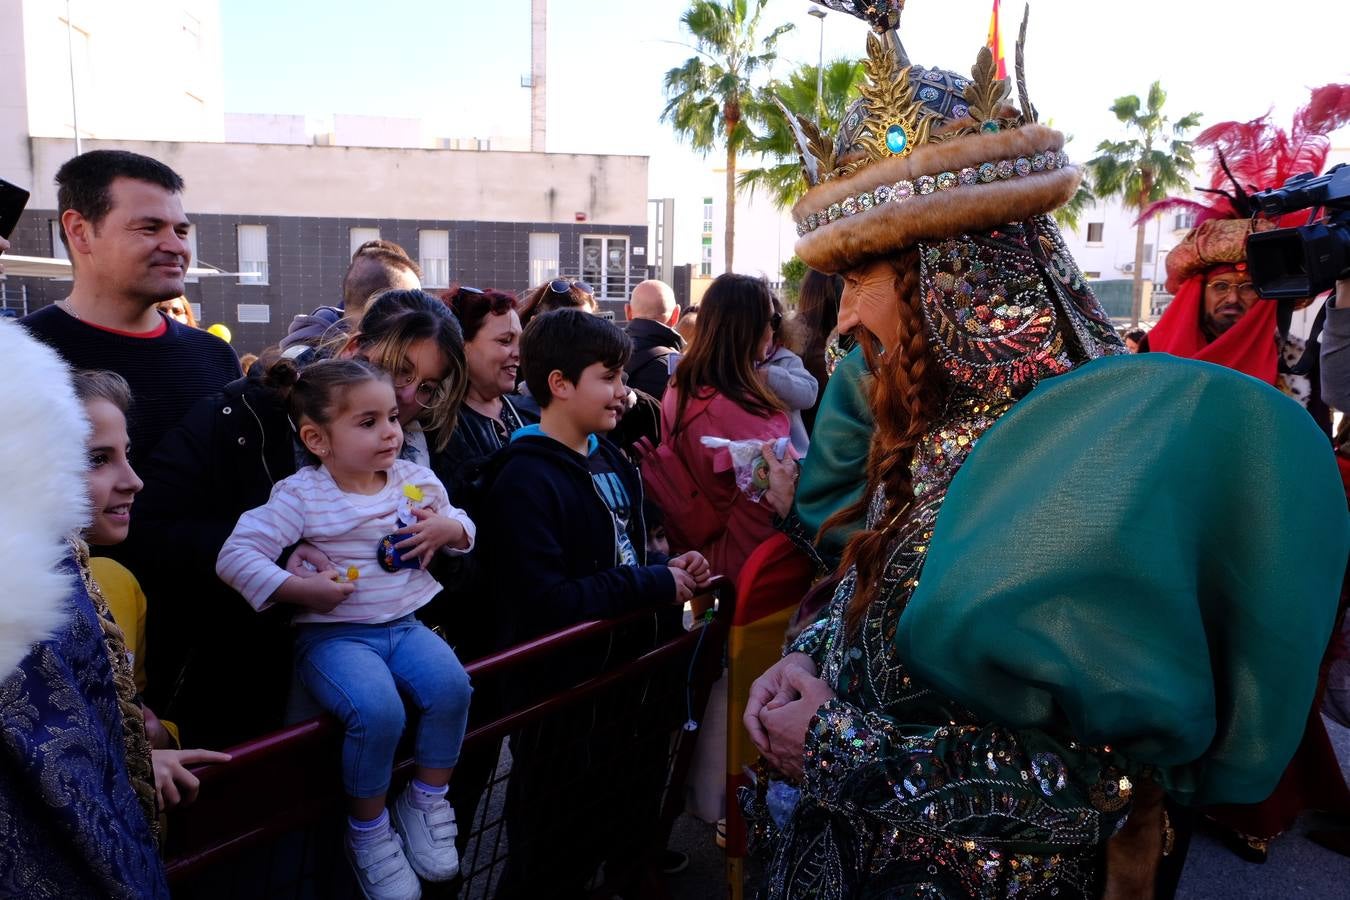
[1320,278,1350,410]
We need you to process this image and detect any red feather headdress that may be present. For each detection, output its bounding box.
[1144,84,1350,291]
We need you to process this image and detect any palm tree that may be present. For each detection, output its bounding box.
[739,58,866,210]
[1085,82,1201,325]
[662,0,793,273]
[1052,179,1096,233]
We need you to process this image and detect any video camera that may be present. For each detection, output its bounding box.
[1246,164,1350,300]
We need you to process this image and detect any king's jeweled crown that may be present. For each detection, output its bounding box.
[784,1,1081,274]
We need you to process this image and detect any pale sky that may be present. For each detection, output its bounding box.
[218,0,1349,278]
[222,0,1350,198]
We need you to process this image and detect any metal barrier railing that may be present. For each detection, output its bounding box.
[164,578,734,898]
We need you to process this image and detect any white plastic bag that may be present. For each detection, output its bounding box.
[699,435,790,502]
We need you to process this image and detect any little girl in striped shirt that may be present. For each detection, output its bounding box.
[217,358,471,900]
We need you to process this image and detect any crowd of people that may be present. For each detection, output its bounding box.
[1,4,1349,899]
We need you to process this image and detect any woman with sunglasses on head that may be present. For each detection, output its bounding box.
[517,277,597,326]
[128,289,468,749]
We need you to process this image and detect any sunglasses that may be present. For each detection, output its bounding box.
[770,312,783,332]
[549,278,594,295]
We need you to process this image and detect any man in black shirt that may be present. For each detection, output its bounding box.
[21,150,240,463]
[622,279,684,400]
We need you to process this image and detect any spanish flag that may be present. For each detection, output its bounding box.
[986,0,1008,79]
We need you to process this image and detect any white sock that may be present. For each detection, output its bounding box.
[408,778,449,811]
[348,809,391,846]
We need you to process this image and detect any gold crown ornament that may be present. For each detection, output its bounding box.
[783,1,1081,274]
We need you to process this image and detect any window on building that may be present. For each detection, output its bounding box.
[49,220,69,261]
[1086,223,1104,244]
[349,227,381,257]
[1142,243,1153,262]
[528,233,560,286]
[237,303,271,324]
[184,225,200,283]
[419,230,450,288]
[1174,210,1197,231]
[237,225,269,285]
[702,197,713,236]
[700,240,713,277]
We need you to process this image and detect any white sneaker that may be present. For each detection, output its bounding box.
[345,826,422,900]
[391,785,460,881]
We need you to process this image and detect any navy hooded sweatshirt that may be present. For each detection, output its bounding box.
[481,426,675,647]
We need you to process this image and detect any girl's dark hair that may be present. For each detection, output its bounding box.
[265,357,389,435]
[518,278,597,325]
[326,288,467,450]
[670,273,783,434]
[445,286,519,341]
[72,369,133,414]
[797,268,843,355]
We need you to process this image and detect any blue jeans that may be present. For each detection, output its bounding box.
[295,615,471,798]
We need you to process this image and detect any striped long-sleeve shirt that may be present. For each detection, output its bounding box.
[216,459,474,625]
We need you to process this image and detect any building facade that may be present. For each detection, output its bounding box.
[0,0,651,350]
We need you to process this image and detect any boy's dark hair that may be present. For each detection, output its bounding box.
[55,150,185,250]
[520,309,631,408]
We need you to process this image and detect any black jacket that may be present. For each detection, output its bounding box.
[624,318,684,400]
[128,376,299,746]
[480,430,674,648]
[432,397,536,512]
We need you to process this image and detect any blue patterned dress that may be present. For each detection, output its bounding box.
[0,553,168,899]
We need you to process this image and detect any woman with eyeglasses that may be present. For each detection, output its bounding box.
[127,289,468,749]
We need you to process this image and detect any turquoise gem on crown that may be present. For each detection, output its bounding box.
[884,124,909,155]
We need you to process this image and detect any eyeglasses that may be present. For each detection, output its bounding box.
[549,278,594,295]
[1206,280,1259,302]
[357,352,451,410]
[770,312,783,332]
[391,369,451,409]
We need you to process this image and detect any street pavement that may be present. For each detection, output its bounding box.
[665,717,1350,899]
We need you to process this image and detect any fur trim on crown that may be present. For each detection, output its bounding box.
[791,124,1078,274]
[0,320,89,682]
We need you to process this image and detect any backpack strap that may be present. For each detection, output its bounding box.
[626,344,674,378]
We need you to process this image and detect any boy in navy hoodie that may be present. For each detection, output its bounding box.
[482,308,710,647]
[482,309,711,898]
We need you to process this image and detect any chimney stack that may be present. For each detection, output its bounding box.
[530,0,546,153]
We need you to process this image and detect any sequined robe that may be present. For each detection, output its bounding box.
[0,554,168,899]
[759,218,1132,899]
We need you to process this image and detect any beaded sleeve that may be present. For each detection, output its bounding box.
[801,696,1139,852]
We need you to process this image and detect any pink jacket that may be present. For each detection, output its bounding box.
[659,389,790,583]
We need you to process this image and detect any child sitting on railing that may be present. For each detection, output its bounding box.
[217,358,473,900]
